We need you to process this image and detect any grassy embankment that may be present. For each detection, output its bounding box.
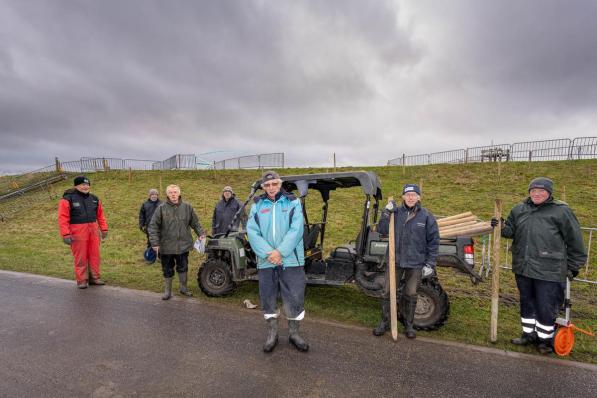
[0,160,595,363]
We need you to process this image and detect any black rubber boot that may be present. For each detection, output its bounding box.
[372,299,390,336]
[404,295,417,339]
[162,277,172,300]
[511,331,538,346]
[288,320,309,352]
[178,272,192,297]
[537,338,554,355]
[263,318,279,353]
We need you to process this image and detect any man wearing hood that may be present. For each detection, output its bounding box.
[148,184,206,300]
[211,186,247,235]
[139,188,162,248]
[374,183,440,339]
[58,175,109,289]
[493,177,586,354]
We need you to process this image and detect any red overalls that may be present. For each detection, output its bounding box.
[58,190,108,283]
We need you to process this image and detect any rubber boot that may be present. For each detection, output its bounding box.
[511,331,538,346]
[288,320,309,352]
[178,272,192,297]
[537,338,554,355]
[263,318,279,353]
[372,299,390,336]
[404,295,417,339]
[162,277,172,300]
[77,280,88,289]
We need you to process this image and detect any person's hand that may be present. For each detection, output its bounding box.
[490,217,504,228]
[422,265,434,278]
[63,236,72,245]
[140,226,147,233]
[153,246,160,256]
[567,269,579,281]
[267,250,283,266]
[385,200,397,212]
[101,231,108,240]
[200,234,206,240]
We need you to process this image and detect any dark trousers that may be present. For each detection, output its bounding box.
[515,274,564,341]
[258,266,306,320]
[383,266,422,298]
[161,252,189,278]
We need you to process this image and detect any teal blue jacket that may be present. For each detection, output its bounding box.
[247,191,305,269]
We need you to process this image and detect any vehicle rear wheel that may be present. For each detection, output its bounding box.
[399,278,450,331]
[198,259,236,297]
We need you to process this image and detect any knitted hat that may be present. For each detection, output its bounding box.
[528,177,553,194]
[73,176,90,186]
[402,183,420,196]
[222,186,234,193]
[261,170,280,183]
[148,188,159,196]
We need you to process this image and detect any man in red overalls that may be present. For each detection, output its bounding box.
[58,176,108,288]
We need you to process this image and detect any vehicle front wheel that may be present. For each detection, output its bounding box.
[198,259,236,297]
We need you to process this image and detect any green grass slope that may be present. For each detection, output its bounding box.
[0,160,596,363]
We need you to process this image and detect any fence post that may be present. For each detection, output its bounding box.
[528,150,532,162]
[465,149,469,163]
[55,157,62,173]
[258,155,262,169]
[282,153,285,168]
[402,153,406,175]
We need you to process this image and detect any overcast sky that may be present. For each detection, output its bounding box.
[1,0,596,173]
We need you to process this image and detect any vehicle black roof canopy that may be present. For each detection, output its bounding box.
[278,171,382,202]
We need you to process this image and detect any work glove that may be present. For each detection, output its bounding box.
[490,217,504,228]
[422,265,434,278]
[63,236,73,245]
[385,200,397,212]
[101,231,108,240]
[567,269,579,281]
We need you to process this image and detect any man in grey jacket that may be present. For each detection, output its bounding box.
[148,184,206,300]
[211,186,247,235]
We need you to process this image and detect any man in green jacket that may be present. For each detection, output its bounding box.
[493,177,587,354]
[149,184,206,300]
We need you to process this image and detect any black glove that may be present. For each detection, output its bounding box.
[490,217,504,228]
[140,226,147,233]
[567,269,579,281]
[63,236,72,245]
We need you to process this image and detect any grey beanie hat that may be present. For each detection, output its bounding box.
[528,177,554,195]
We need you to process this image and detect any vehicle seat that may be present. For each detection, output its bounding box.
[303,224,321,251]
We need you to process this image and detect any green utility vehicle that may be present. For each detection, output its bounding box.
[198,171,482,330]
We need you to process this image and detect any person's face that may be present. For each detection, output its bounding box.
[223,191,232,200]
[149,193,158,201]
[529,188,549,205]
[75,183,90,194]
[262,180,281,199]
[167,188,180,203]
[402,192,420,207]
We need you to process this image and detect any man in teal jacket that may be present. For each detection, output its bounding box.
[247,170,308,353]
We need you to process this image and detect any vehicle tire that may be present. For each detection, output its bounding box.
[399,278,450,331]
[198,259,236,297]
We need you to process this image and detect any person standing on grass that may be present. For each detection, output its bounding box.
[58,175,108,289]
[493,177,586,354]
[139,188,162,248]
[148,184,205,300]
[374,183,439,339]
[211,186,246,235]
[247,170,308,353]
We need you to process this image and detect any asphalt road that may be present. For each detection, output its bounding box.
[1,270,595,398]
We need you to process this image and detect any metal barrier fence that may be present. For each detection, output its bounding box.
[388,136,597,166]
[477,227,596,285]
[213,152,284,170]
[151,154,197,170]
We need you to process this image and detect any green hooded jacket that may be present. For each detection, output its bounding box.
[501,196,587,282]
[148,198,205,255]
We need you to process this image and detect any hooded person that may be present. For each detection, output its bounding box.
[58,175,109,288]
[246,170,309,353]
[374,183,440,339]
[211,186,247,235]
[139,188,162,248]
[493,177,587,354]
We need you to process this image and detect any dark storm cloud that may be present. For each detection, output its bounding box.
[0,0,596,173]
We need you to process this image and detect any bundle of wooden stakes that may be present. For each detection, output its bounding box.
[438,212,493,238]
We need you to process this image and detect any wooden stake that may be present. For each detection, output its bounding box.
[437,215,478,227]
[159,174,163,194]
[437,212,474,224]
[561,185,567,202]
[388,196,398,341]
[490,199,502,342]
[128,167,132,183]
